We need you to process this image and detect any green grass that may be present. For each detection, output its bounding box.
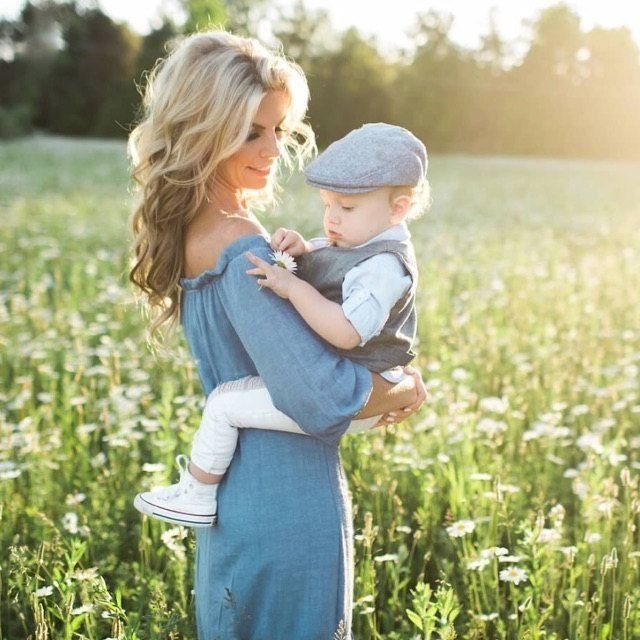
[1,135,640,639]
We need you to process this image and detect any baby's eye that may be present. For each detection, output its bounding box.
[341,205,355,212]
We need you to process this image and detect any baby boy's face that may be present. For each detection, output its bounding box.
[320,188,399,248]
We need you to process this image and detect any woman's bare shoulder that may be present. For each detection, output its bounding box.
[224,215,268,241]
[184,215,268,279]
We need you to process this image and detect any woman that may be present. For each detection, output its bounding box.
[128,30,425,639]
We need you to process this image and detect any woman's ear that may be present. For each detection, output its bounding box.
[390,194,412,224]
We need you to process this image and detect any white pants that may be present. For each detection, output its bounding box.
[190,375,380,475]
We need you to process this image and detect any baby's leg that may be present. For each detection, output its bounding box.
[133,377,294,528]
[191,375,381,479]
[191,375,381,475]
[190,375,305,475]
[134,377,303,528]
[345,415,380,433]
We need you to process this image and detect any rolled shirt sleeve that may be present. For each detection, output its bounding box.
[341,253,411,346]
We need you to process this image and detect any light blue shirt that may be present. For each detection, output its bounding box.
[310,224,412,346]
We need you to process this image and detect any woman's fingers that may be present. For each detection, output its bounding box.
[376,367,427,426]
[402,365,427,413]
[374,411,398,427]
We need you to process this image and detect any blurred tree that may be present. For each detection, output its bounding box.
[510,3,585,156]
[0,1,74,135]
[273,0,335,71]
[0,0,637,158]
[579,27,640,159]
[44,7,140,136]
[223,0,269,35]
[182,0,227,32]
[476,8,510,74]
[306,27,394,146]
[134,19,178,80]
[180,0,269,35]
[521,2,583,80]
[392,10,477,152]
[129,20,179,126]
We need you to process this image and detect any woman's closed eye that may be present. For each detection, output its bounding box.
[247,127,288,142]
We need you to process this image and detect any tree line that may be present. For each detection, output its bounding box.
[1,0,639,161]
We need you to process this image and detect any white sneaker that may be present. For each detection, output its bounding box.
[134,454,218,528]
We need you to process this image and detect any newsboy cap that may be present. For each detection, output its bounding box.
[304,122,427,194]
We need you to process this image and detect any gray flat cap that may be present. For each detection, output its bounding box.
[304,122,427,194]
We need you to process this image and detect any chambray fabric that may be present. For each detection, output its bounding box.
[179,234,372,640]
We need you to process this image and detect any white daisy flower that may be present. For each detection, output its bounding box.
[470,472,492,481]
[271,250,297,273]
[72,567,100,582]
[481,546,509,558]
[476,418,508,435]
[533,528,562,545]
[479,397,508,414]
[373,553,399,563]
[142,462,166,473]
[498,555,524,563]
[560,546,578,560]
[35,585,54,597]
[71,604,94,615]
[446,519,476,538]
[584,532,602,544]
[477,612,499,621]
[451,367,468,381]
[467,557,490,571]
[499,566,528,585]
[62,512,79,534]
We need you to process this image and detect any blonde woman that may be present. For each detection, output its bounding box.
[128,31,426,638]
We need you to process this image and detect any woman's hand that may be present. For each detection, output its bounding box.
[356,366,427,424]
[376,365,427,426]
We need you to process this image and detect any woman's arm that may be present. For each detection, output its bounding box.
[356,368,422,419]
[244,249,425,420]
[217,240,423,443]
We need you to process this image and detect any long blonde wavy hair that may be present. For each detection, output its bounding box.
[128,30,315,344]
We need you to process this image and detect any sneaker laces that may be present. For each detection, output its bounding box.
[154,454,193,500]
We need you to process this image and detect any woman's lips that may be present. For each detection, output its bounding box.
[248,166,271,177]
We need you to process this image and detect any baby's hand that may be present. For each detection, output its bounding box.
[270,227,310,257]
[245,252,300,300]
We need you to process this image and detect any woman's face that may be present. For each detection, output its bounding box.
[217,90,290,192]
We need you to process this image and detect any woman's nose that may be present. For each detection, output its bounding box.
[261,132,281,158]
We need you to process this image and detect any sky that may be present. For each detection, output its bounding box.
[2,0,639,53]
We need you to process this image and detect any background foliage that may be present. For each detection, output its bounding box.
[1,134,639,640]
[1,0,639,159]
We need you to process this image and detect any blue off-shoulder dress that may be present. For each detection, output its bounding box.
[179,235,372,640]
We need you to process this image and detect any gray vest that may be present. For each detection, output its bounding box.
[297,239,418,372]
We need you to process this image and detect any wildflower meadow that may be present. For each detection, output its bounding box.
[1,135,639,639]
